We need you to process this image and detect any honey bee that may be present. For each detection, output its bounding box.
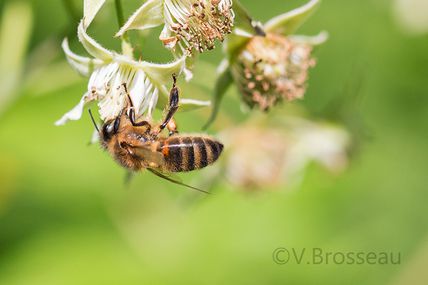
[90,76,223,192]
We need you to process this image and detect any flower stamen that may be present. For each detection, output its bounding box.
[162,0,234,55]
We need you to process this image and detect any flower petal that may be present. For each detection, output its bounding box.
[264,0,321,35]
[83,0,106,27]
[183,67,193,81]
[288,31,329,46]
[62,38,103,76]
[85,61,172,121]
[181,55,198,81]
[180,98,211,111]
[115,0,163,37]
[89,129,100,144]
[128,69,146,113]
[55,92,90,126]
[139,57,186,112]
[139,56,186,87]
[78,20,113,61]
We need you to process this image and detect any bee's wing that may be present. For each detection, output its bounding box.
[147,168,210,195]
[128,143,209,194]
[128,144,166,167]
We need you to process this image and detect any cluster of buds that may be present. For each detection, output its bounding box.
[162,0,234,55]
[214,113,350,189]
[233,33,316,111]
[204,0,328,128]
[59,0,326,127]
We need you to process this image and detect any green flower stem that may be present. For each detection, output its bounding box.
[62,0,79,25]
[114,0,125,27]
[114,0,130,43]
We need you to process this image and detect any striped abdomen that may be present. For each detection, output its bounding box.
[159,136,224,172]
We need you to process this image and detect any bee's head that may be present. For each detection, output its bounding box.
[101,116,121,142]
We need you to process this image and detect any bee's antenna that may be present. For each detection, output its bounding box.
[88,109,100,133]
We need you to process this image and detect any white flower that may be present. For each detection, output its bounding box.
[116,0,234,57]
[56,18,209,126]
[393,0,428,35]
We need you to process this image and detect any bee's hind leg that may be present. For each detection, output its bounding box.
[167,119,179,136]
[159,74,179,133]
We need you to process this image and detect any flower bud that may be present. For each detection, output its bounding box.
[232,33,316,111]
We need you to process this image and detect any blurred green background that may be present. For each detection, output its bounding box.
[0,0,427,284]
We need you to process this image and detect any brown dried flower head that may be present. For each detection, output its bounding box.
[161,0,234,55]
[232,33,316,111]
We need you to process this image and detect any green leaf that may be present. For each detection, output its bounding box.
[264,0,321,35]
[115,0,163,37]
[232,0,257,35]
[203,61,234,130]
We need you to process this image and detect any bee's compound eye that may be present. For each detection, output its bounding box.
[106,123,114,134]
[102,121,116,141]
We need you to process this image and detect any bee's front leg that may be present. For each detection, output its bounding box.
[123,88,151,131]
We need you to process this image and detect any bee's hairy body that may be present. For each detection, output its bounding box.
[160,135,223,172]
[102,123,223,173]
[99,78,223,175]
